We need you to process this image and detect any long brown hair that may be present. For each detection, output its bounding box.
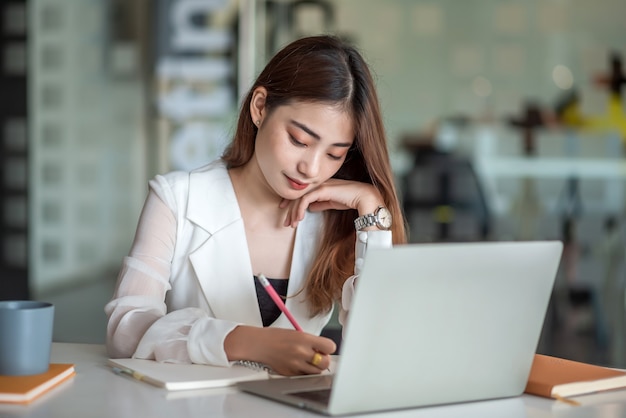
[222,35,407,316]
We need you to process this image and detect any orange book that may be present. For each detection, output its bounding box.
[0,363,75,404]
[525,354,626,400]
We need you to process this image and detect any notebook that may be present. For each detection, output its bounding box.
[108,358,274,390]
[107,357,336,390]
[0,363,75,404]
[237,240,563,415]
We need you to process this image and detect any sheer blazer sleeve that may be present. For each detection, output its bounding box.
[104,182,239,366]
[338,230,392,327]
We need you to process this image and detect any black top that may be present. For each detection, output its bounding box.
[254,275,289,327]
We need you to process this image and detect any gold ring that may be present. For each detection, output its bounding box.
[311,352,323,367]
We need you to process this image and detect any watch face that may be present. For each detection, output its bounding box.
[376,207,392,229]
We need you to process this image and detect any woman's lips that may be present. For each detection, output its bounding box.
[285,175,308,191]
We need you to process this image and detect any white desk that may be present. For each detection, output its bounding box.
[1,343,626,418]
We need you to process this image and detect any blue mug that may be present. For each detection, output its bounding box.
[0,301,54,375]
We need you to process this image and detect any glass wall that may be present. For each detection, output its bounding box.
[29,0,150,294]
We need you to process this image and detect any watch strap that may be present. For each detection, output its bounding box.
[354,213,377,230]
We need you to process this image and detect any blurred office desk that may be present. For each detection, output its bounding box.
[2,343,626,418]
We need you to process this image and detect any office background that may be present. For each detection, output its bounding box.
[1,0,625,367]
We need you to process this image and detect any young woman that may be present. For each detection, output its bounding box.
[105,35,407,376]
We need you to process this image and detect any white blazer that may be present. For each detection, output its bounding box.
[106,160,392,366]
[159,160,332,332]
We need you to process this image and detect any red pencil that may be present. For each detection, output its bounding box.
[256,274,303,331]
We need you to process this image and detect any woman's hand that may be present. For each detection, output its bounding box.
[280,179,384,228]
[224,326,336,376]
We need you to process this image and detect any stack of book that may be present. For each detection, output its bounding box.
[0,363,75,404]
[525,354,626,404]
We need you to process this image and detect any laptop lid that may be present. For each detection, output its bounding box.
[239,241,563,416]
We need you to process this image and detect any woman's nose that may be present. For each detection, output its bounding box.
[297,151,321,178]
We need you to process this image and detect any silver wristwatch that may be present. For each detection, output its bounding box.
[354,206,392,231]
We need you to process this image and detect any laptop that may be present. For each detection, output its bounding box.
[238,241,563,415]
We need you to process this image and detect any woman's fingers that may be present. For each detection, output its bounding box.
[265,330,336,375]
[281,180,365,228]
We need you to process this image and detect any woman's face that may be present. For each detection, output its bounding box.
[253,101,354,200]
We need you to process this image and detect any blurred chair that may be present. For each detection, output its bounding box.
[402,143,491,243]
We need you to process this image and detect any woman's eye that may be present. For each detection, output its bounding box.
[328,154,342,161]
[289,135,306,147]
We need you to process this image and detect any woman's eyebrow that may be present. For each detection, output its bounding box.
[290,119,320,140]
[289,119,352,148]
